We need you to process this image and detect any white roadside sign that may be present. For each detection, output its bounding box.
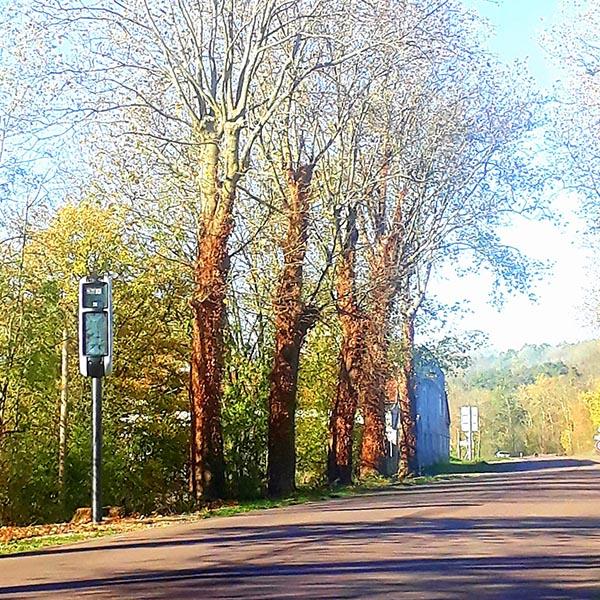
[460,406,479,432]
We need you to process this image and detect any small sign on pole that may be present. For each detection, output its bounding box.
[470,406,479,432]
[460,406,479,432]
[460,406,470,432]
[78,275,113,523]
[460,406,479,461]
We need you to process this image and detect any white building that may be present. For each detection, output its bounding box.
[384,360,451,475]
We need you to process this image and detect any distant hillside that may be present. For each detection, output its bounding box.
[469,339,600,381]
[448,339,600,459]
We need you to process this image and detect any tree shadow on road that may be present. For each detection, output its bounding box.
[3,491,600,599]
[3,461,599,598]
[1,554,598,599]
[4,514,600,558]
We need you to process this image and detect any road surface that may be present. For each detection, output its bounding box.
[1,457,600,599]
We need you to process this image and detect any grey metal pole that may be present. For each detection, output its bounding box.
[92,377,102,523]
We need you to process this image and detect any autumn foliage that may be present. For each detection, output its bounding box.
[2,0,593,526]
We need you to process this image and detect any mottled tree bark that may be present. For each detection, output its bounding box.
[189,125,240,502]
[397,312,418,478]
[268,165,317,497]
[327,359,357,484]
[359,188,405,477]
[358,307,389,477]
[328,216,364,485]
[189,225,228,501]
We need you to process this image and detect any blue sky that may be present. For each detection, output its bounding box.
[463,0,558,88]
[429,0,597,351]
[2,0,591,352]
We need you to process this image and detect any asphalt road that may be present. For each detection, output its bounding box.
[1,457,600,599]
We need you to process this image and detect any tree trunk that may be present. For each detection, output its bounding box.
[398,312,418,478]
[328,218,364,485]
[328,359,356,484]
[267,165,316,497]
[358,253,397,476]
[358,186,405,477]
[358,285,390,477]
[189,126,239,502]
[190,237,227,501]
[58,326,69,494]
[359,325,388,477]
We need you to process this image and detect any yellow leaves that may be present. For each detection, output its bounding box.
[14,197,190,393]
[582,385,600,428]
[559,428,574,456]
[25,201,131,306]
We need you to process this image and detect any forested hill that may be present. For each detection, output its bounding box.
[470,340,600,380]
[448,340,600,460]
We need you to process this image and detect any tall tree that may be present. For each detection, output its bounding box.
[261,12,381,493]
[328,206,365,483]
[392,58,543,476]
[36,0,338,500]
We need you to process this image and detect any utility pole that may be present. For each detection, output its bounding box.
[460,405,479,462]
[91,376,102,522]
[79,276,113,524]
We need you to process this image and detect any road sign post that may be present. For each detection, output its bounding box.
[79,276,113,523]
[460,406,479,461]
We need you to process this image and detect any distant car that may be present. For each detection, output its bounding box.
[495,451,510,458]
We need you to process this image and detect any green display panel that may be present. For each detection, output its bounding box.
[83,312,109,357]
[82,282,108,309]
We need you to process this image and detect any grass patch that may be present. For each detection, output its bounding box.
[0,528,125,556]
[398,475,438,485]
[0,474,456,556]
[424,459,492,476]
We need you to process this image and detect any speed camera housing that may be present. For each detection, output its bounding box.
[78,275,113,377]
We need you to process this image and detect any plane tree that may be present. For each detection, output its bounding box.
[33,0,363,501]
[328,6,546,481]
[389,56,545,476]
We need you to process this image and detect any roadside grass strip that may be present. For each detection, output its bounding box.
[0,468,469,556]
